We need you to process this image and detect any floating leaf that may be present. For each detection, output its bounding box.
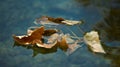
[13,26,44,45]
[58,35,69,51]
[84,31,106,53]
[47,33,60,43]
[34,16,64,25]
[47,16,65,24]
[66,41,81,55]
[48,33,81,53]
[62,20,82,25]
[34,16,82,26]
[61,35,81,55]
[36,40,58,49]
[37,33,81,54]
[12,16,83,56]
[43,29,58,36]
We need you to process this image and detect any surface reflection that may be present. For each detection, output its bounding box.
[14,42,57,57]
[102,43,120,67]
[94,8,120,41]
[91,1,120,66]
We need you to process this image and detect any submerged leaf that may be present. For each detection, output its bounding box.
[66,41,81,55]
[13,26,44,45]
[84,31,106,53]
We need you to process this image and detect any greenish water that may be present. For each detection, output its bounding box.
[0,0,120,67]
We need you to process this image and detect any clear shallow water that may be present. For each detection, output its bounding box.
[0,0,120,67]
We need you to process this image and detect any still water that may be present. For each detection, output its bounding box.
[0,0,120,67]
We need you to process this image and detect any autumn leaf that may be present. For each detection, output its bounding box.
[13,26,44,45]
[66,41,81,55]
[59,35,69,51]
[84,31,106,53]
[36,40,58,49]
[43,29,58,36]
[47,33,60,43]
[34,16,82,26]
[62,20,82,25]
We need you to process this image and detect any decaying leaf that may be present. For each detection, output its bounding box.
[35,33,69,51]
[61,35,81,55]
[64,34,76,44]
[62,20,82,25]
[47,33,60,43]
[34,16,50,24]
[34,16,82,26]
[84,31,106,53]
[47,16,65,24]
[13,26,44,45]
[58,35,69,51]
[66,41,81,55]
[13,26,60,45]
[13,15,83,55]
[34,16,64,25]
[34,33,81,55]
[36,40,58,49]
[47,33,81,54]
[43,29,58,36]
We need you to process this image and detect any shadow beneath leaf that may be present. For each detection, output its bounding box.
[13,42,58,57]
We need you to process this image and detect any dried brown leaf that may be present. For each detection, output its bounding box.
[59,36,69,51]
[43,29,58,36]
[13,26,44,45]
[36,41,58,49]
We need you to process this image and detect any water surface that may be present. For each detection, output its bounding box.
[0,0,120,67]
